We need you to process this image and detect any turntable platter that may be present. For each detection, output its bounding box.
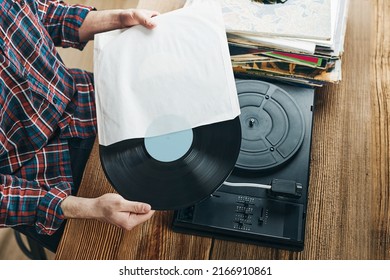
[235,80,305,172]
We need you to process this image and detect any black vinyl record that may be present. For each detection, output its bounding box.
[100,117,241,210]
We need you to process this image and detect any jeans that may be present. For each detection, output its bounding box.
[13,136,96,253]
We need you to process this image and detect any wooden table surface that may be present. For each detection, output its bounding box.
[55,0,390,260]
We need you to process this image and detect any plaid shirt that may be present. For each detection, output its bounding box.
[0,0,97,235]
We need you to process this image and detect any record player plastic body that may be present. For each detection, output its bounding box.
[172,80,315,251]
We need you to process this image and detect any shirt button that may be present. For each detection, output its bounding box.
[53,97,59,104]
[20,0,25,6]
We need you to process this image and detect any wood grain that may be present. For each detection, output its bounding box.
[371,0,390,259]
[55,0,390,260]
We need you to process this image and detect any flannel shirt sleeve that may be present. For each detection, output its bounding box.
[0,173,71,235]
[36,0,95,49]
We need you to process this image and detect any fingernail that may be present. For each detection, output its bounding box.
[147,21,156,28]
[144,204,152,212]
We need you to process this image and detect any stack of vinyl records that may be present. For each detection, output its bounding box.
[185,0,350,87]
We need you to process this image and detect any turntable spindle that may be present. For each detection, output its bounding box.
[249,118,256,127]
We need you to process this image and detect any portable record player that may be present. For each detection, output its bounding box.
[172,79,315,251]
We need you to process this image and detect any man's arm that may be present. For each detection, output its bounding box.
[36,0,94,49]
[78,9,159,42]
[1,173,154,233]
[60,193,155,230]
[0,173,71,235]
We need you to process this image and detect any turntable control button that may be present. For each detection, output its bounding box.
[258,217,264,225]
[237,196,255,205]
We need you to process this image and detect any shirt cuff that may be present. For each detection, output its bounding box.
[62,5,96,50]
[35,182,71,235]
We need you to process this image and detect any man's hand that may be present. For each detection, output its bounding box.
[61,194,155,230]
[119,9,159,29]
[79,9,159,42]
[93,193,155,230]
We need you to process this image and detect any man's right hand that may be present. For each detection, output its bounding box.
[61,193,155,230]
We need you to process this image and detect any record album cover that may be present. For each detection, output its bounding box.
[187,0,333,40]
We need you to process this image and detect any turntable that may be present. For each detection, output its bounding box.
[172,79,315,251]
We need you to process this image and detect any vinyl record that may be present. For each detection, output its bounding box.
[100,117,241,210]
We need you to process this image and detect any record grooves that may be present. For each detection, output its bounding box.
[100,117,241,210]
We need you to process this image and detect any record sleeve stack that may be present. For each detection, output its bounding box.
[185,0,350,87]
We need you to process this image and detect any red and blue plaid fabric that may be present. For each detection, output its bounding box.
[0,0,96,235]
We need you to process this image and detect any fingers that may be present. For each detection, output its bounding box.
[115,210,155,231]
[120,200,152,213]
[100,193,152,213]
[118,199,155,230]
[129,210,156,228]
[149,10,160,18]
[143,19,156,29]
[133,10,159,29]
[96,193,155,230]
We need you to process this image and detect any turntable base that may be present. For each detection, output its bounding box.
[173,81,315,251]
[172,186,305,250]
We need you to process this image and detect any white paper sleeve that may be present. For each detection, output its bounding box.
[94,1,240,146]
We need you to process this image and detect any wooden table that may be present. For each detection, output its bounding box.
[56,0,390,260]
